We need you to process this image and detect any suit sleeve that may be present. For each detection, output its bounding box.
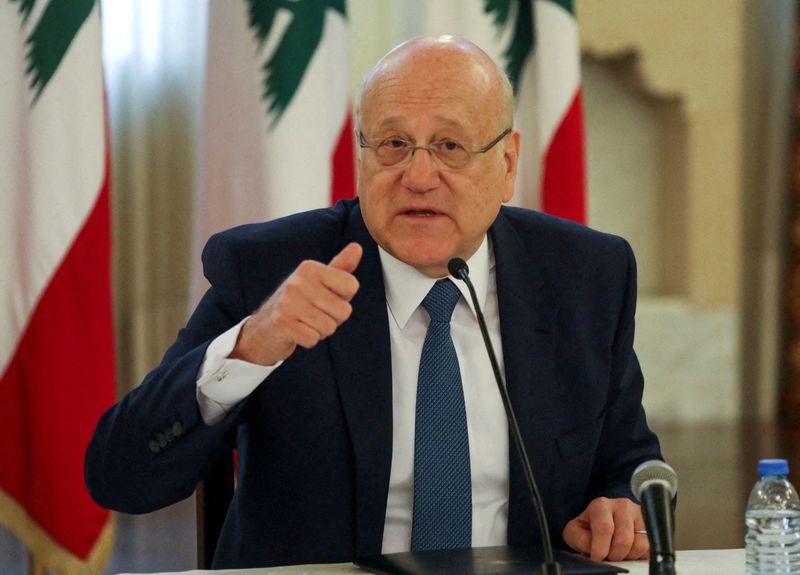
[586,238,662,503]
[85,232,255,514]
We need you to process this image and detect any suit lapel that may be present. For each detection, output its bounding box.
[490,211,559,546]
[327,203,393,556]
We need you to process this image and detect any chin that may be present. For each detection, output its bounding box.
[393,248,453,277]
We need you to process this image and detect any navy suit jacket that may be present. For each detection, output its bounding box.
[85,199,661,569]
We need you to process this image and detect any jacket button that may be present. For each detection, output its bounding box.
[148,440,160,454]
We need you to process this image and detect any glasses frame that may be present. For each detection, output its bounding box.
[357,127,513,169]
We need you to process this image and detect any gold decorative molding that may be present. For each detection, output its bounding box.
[581,48,683,107]
[576,0,744,309]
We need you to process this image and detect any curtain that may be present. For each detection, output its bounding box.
[102,0,208,392]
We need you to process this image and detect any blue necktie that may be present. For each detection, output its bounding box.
[411,279,472,551]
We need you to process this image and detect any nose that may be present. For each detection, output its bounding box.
[400,147,440,193]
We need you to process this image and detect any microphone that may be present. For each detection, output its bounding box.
[630,460,678,575]
[448,257,562,575]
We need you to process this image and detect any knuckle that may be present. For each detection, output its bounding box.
[298,332,320,349]
[283,278,305,298]
[321,317,337,337]
[337,300,353,320]
[346,277,360,297]
[594,497,611,508]
[296,260,319,275]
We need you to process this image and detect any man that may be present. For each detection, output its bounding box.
[86,36,661,569]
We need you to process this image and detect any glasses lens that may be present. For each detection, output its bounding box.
[431,141,469,168]
[375,139,410,166]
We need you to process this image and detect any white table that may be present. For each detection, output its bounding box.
[608,549,744,574]
[120,548,745,575]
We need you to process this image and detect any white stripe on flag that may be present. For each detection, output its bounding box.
[192,4,350,304]
[0,5,105,376]
[534,0,580,151]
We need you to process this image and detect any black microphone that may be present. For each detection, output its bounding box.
[448,257,562,575]
[630,460,678,575]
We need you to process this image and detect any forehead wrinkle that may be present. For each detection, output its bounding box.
[364,73,489,115]
[371,115,469,135]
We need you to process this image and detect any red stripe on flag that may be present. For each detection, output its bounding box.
[0,166,115,558]
[330,110,356,205]
[541,89,586,224]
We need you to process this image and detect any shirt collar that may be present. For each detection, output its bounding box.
[379,235,493,329]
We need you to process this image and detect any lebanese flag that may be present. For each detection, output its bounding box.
[525,0,586,222]
[399,0,586,223]
[0,2,115,574]
[191,0,354,304]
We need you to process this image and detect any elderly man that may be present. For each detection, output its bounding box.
[86,36,662,569]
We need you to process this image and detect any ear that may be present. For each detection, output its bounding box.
[502,130,521,203]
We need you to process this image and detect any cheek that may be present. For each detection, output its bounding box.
[357,172,396,227]
[459,179,507,230]
[479,167,512,208]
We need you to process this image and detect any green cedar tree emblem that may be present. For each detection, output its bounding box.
[11,0,95,104]
[483,0,534,94]
[246,0,346,128]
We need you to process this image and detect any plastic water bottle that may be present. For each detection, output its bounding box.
[745,459,800,574]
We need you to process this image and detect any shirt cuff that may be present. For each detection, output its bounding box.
[196,317,281,425]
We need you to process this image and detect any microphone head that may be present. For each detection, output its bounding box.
[631,460,678,499]
[448,257,469,280]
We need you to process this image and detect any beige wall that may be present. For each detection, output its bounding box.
[578,0,744,309]
[577,0,794,424]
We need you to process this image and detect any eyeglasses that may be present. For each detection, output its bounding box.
[358,128,512,169]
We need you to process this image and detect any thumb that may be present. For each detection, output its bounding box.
[329,242,363,274]
[563,511,592,555]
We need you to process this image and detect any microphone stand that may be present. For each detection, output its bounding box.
[449,259,562,575]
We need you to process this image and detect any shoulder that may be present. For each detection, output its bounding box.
[497,205,633,268]
[493,208,637,334]
[202,199,358,270]
[211,199,355,250]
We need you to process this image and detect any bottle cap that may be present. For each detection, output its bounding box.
[759,459,789,476]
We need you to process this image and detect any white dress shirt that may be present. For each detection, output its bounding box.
[195,235,510,553]
[378,236,509,552]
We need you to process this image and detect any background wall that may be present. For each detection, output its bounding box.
[579,1,743,426]
[577,0,795,426]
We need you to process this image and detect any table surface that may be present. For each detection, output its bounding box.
[119,548,746,575]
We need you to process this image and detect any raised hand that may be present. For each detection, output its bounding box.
[229,242,363,366]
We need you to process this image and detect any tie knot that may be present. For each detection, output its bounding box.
[422,279,461,323]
